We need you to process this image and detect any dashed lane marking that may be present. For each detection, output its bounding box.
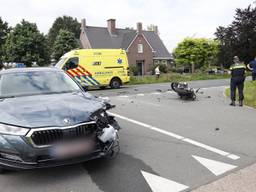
[201,86,227,90]
[118,95,129,98]
[108,112,240,160]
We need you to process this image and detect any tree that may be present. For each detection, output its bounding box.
[3,20,49,67]
[215,5,256,67]
[0,17,11,63]
[52,29,79,60]
[173,38,220,73]
[48,16,80,48]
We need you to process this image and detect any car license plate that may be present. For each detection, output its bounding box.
[51,140,94,158]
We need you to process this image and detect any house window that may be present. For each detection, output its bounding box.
[138,44,143,53]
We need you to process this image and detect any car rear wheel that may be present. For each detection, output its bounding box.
[110,78,121,89]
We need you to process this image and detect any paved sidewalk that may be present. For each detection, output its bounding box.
[192,162,256,192]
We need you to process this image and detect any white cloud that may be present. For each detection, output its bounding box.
[0,0,253,51]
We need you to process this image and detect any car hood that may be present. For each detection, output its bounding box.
[0,92,104,128]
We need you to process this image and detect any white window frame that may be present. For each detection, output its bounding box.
[138,44,143,53]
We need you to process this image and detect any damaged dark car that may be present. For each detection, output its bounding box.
[0,67,120,173]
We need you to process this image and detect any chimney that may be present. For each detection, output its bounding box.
[137,22,142,34]
[107,19,117,35]
[81,18,86,29]
[154,26,159,35]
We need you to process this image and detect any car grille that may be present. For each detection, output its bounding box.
[30,123,98,147]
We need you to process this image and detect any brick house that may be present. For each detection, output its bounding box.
[80,19,172,75]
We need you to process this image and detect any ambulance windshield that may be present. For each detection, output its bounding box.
[55,58,66,69]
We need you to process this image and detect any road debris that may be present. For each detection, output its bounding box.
[171,82,200,100]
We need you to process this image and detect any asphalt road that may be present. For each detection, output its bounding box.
[89,79,231,97]
[1,79,256,192]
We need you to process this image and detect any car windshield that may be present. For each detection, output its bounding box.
[0,70,81,98]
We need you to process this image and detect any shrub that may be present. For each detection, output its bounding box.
[159,64,168,73]
[130,65,139,76]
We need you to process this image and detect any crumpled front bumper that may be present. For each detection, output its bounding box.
[0,120,120,170]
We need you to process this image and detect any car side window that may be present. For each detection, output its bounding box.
[63,57,79,71]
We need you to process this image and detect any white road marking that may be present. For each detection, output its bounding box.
[137,93,145,96]
[118,95,129,98]
[183,139,239,160]
[192,155,237,176]
[141,170,189,192]
[108,112,240,160]
[201,86,227,90]
[98,96,110,102]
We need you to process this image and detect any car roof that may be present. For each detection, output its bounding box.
[0,67,62,74]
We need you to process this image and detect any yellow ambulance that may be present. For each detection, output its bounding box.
[55,49,130,89]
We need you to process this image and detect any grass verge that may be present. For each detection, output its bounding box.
[129,73,230,85]
[226,81,256,108]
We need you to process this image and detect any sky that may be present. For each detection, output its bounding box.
[0,0,254,52]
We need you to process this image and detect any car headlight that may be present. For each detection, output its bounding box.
[0,124,29,136]
[91,110,109,129]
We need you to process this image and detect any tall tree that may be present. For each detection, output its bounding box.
[3,20,49,67]
[0,17,11,63]
[48,16,80,48]
[52,29,79,60]
[173,38,220,72]
[215,5,256,67]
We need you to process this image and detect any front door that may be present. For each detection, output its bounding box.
[136,60,144,76]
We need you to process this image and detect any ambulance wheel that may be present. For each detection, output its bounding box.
[110,78,121,89]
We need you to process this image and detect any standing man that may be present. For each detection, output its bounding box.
[229,56,246,106]
[247,56,256,81]
[155,66,160,79]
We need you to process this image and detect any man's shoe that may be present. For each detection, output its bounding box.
[230,101,236,106]
[239,100,243,107]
